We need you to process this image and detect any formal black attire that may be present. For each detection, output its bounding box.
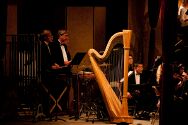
[41,41,54,83]
[128,71,146,106]
[50,40,72,74]
[40,41,54,117]
[128,70,155,118]
[49,40,72,113]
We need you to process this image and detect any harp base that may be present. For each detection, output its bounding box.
[110,115,133,124]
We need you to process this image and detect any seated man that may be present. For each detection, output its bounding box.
[127,63,155,119]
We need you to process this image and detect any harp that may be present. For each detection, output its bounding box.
[88,30,133,124]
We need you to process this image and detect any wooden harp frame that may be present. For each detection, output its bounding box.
[88,30,133,124]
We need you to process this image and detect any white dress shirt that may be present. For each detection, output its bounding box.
[60,44,68,62]
[135,71,140,85]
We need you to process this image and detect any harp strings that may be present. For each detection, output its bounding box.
[102,45,124,100]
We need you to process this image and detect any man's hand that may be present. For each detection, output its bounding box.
[51,63,61,69]
[64,61,71,66]
[127,92,132,99]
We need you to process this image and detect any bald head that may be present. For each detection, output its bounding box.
[40,29,53,43]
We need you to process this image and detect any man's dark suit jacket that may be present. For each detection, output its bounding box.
[41,41,54,80]
[128,71,147,93]
[128,70,156,112]
[47,41,72,110]
[49,40,72,74]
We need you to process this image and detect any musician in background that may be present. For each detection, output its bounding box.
[179,0,188,27]
[173,63,188,100]
[128,55,134,72]
[127,63,153,119]
[128,63,145,84]
[127,63,145,98]
[156,62,163,85]
[179,0,188,42]
[120,55,134,83]
[152,56,163,113]
[178,0,184,17]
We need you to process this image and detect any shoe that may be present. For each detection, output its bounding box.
[134,110,150,120]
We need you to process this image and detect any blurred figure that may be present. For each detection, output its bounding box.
[154,56,163,84]
[128,55,134,72]
[179,0,188,43]
[178,0,184,17]
[179,0,188,27]
[173,63,188,99]
[120,55,134,83]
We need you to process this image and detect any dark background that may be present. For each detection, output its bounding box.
[17,0,128,41]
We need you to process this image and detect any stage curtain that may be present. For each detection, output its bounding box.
[148,0,161,68]
[0,0,7,79]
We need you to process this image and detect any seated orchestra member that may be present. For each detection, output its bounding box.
[173,63,188,101]
[151,56,163,99]
[179,1,188,28]
[128,55,134,72]
[179,0,188,42]
[119,55,134,83]
[172,63,188,122]
[154,57,163,106]
[127,63,155,119]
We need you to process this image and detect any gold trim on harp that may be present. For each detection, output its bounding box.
[88,30,133,124]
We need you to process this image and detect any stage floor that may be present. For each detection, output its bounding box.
[0,114,159,125]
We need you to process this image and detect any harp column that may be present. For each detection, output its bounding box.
[122,30,132,118]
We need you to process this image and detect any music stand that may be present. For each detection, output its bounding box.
[71,52,86,65]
